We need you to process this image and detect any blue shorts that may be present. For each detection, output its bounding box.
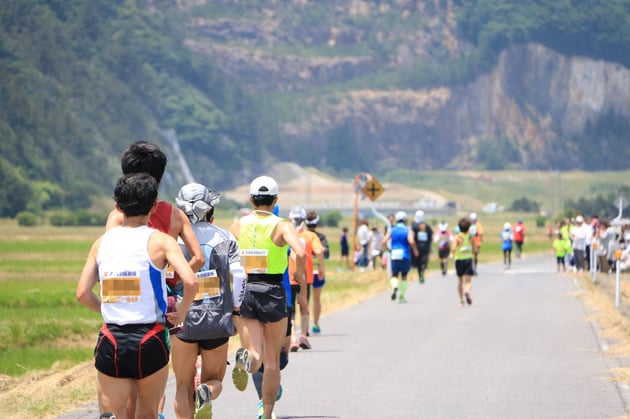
[391,259,411,277]
[313,273,326,289]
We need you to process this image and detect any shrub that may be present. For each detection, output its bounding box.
[321,210,343,227]
[16,211,37,226]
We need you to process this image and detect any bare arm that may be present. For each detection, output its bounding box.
[229,220,241,239]
[76,238,103,313]
[407,229,419,257]
[382,231,391,251]
[151,232,197,325]
[277,221,306,283]
[451,235,461,255]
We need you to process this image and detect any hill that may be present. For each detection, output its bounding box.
[1,1,630,218]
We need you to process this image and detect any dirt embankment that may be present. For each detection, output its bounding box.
[222,162,455,212]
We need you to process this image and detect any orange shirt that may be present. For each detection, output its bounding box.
[289,229,324,285]
[472,221,484,247]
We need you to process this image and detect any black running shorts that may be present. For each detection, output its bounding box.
[455,259,475,277]
[176,336,229,351]
[241,281,287,323]
[94,323,169,379]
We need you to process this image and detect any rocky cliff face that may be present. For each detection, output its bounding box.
[278,43,630,171]
[178,1,629,172]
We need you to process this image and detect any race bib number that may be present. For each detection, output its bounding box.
[165,265,175,280]
[240,249,269,273]
[391,248,404,260]
[195,269,220,300]
[416,231,429,242]
[101,270,141,303]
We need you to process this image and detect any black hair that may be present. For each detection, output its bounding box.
[252,195,276,207]
[120,141,167,185]
[458,217,471,233]
[114,173,158,217]
[205,207,215,221]
[306,211,319,227]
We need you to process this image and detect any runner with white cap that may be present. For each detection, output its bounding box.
[229,176,306,419]
[381,211,418,303]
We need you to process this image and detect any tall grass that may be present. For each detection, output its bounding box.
[0,221,102,376]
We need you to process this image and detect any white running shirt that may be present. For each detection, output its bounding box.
[97,226,167,325]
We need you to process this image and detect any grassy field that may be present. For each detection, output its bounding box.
[381,169,630,215]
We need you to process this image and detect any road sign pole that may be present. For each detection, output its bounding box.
[351,185,359,272]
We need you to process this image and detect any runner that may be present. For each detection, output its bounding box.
[410,210,433,284]
[433,221,452,275]
[552,231,570,272]
[451,217,475,307]
[469,212,484,275]
[171,183,246,419]
[305,211,328,334]
[229,176,307,419]
[76,173,196,419]
[381,211,418,303]
[105,140,204,418]
[287,207,325,350]
[512,219,526,258]
[501,222,514,270]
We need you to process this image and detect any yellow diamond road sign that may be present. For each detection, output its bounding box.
[363,178,385,201]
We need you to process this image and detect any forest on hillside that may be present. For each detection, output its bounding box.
[1,0,629,218]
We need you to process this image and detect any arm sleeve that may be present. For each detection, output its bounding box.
[230,261,246,308]
[228,233,246,308]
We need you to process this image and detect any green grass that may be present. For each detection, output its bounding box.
[0,222,102,376]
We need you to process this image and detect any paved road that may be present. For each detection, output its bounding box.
[61,255,630,418]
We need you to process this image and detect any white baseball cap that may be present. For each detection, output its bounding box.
[249,176,279,196]
[289,206,306,220]
[415,210,425,223]
[395,211,407,222]
[470,212,478,221]
[576,215,584,223]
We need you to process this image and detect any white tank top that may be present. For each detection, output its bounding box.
[97,226,167,325]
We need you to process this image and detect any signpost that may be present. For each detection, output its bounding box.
[351,173,385,271]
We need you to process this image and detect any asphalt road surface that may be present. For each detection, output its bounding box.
[61,254,630,418]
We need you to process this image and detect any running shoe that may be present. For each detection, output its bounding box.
[391,287,398,301]
[232,347,250,391]
[289,341,299,352]
[257,400,264,419]
[194,383,212,419]
[99,414,116,419]
[276,383,283,401]
[256,411,277,419]
[419,274,425,284]
[311,324,321,334]
[399,296,407,303]
[465,292,472,305]
[299,335,312,350]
